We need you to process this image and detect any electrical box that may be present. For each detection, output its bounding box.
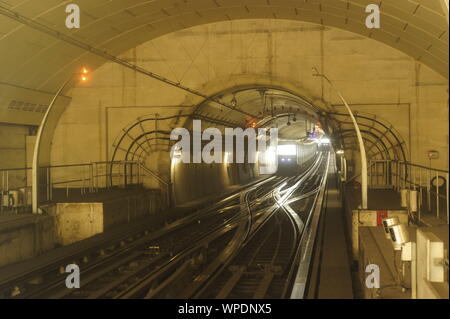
[416,226,448,299]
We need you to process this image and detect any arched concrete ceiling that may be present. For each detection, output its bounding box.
[0,0,448,102]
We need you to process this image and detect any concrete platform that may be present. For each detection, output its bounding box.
[0,214,55,267]
[346,187,403,210]
[313,156,353,298]
[344,183,448,299]
[346,185,448,226]
[0,187,163,267]
[358,226,414,299]
[42,187,162,245]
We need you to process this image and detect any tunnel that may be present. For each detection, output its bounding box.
[0,0,448,302]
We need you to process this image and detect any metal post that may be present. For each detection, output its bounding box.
[427,169,431,212]
[93,162,98,192]
[81,167,85,195]
[49,168,53,201]
[385,161,387,187]
[446,173,449,224]
[393,162,396,190]
[138,162,141,185]
[380,161,383,186]
[122,162,125,188]
[97,163,100,191]
[419,168,422,221]
[436,171,440,219]
[46,167,50,201]
[118,164,122,188]
[396,161,399,191]
[407,164,409,189]
[32,75,77,213]
[407,165,410,189]
[1,171,4,213]
[411,242,417,299]
[89,164,94,193]
[107,163,110,189]
[400,162,403,189]
[343,157,347,181]
[313,68,368,208]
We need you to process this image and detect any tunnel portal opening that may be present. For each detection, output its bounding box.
[109,85,327,205]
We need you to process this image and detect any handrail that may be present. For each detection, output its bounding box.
[0,167,30,172]
[138,163,171,208]
[392,160,448,174]
[367,159,448,224]
[0,160,167,213]
[138,164,169,186]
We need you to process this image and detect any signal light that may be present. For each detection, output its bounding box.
[80,67,89,82]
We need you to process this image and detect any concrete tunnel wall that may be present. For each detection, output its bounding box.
[43,19,448,200]
[172,161,257,205]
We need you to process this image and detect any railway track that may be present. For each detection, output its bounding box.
[0,152,330,299]
[183,152,329,299]
[0,174,284,298]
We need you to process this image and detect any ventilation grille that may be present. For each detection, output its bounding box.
[7,100,48,113]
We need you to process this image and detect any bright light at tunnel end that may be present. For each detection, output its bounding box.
[315,137,330,145]
[277,144,297,156]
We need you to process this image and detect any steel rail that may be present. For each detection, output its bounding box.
[289,152,331,298]
[185,154,325,299]
[112,177,287,299]
[0,176,274,298]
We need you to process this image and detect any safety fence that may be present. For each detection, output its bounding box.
[368,159,449,224]
[0,161,170,214]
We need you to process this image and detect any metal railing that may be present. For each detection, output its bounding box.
[368,159,449,224]
[368,159,392,189]
[1,161,170,213]
[1,167,31,213]
[47,161,142,197]
[139,164,171,210]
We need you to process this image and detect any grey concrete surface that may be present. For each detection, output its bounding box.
[317,158,353,298]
